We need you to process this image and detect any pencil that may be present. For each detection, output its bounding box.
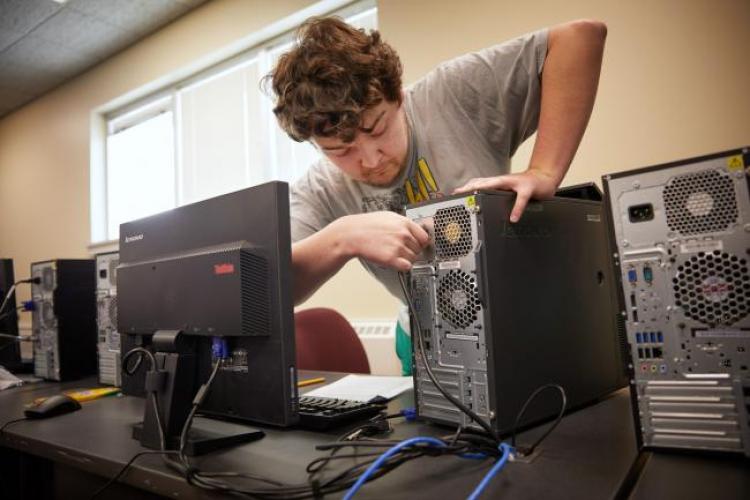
[297,377,326,388]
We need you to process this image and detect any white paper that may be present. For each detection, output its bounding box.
[304,375,413,402]
[0,365,23,391]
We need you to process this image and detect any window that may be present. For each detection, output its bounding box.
[93,0,376,243]
[105,98,175,239]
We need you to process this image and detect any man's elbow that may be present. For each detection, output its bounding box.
[568,19,608,44]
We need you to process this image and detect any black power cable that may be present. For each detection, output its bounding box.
[89,347,168,500]
[0,278,40,320]
[397,272,499,441]
[0,418,28,436]
[510,383,567,456]
[88,450,180,499]
[398,271,568,457]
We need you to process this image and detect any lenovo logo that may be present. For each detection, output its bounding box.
[124,234,144,243]
[214,263,235,275]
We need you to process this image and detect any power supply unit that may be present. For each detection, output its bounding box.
[405,190,627,435]
[603,147,750,456]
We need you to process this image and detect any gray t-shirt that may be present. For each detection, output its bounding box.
[289,29,548,300]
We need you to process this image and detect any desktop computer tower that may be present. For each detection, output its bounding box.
[603,147,750,456]
[31,259,97,381]
[0,259,22,371]
[96,252,121,386]
[405,190,627,435]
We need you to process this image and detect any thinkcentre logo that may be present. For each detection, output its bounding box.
[124,234,144,243]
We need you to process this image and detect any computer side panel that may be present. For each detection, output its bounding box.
[479,193,627,433]
[604,147,750,456]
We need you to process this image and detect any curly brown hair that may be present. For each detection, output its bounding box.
[265,16,403,143]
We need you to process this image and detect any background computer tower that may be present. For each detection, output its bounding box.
[96,252,121,386]
[0,259,22,372]
[603,147,750,456]
[405,191,627,435]
[31,259,97,381]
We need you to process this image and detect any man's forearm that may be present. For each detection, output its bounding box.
[529,19,607,188]
[291,212,430,304]
[292,223,351,305]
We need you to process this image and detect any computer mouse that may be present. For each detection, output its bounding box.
[24,394,82,419]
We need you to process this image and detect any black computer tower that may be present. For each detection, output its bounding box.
[31,259,97,381]
[0,259,22,371]
[405,190,628,434]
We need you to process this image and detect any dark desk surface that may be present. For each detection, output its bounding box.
[1,374,746,499]
[630,450,750,500]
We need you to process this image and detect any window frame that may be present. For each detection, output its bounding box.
[89,0,376,250]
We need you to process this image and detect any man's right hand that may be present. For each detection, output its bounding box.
[332,211,430,271]
[292,211,430,304]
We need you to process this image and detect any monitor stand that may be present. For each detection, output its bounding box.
[132,330,264,456]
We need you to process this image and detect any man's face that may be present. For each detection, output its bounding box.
[313,99,409,187]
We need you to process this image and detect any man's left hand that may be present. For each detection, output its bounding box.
[453,168,558,222]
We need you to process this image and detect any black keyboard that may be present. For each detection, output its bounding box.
[297,396,386,430]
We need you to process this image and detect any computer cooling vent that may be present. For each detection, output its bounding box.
[434,205,473,259]
[437,270,481,329]
[41,301,55,326]
[240,250,271,336]
[109,296,118,327]
[672,251,749,326]
[663,169,738,235]
[97,296,117,329]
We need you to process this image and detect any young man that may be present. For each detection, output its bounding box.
[268,16,606,371]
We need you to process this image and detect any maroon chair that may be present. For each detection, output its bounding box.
[295,307,371,374]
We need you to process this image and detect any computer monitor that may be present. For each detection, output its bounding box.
[0,259,21,371]
[117,181,297,454]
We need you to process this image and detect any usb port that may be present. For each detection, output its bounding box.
[657,332,663,342]
[630,293,637,307]
[650,332,656,343]
[637,348,644,359]
[636,332,642,343]
[644,347,652,359]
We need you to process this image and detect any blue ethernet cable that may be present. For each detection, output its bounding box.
[467,442,513,500]
[343,435,507,499]
[343,437,447,500]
